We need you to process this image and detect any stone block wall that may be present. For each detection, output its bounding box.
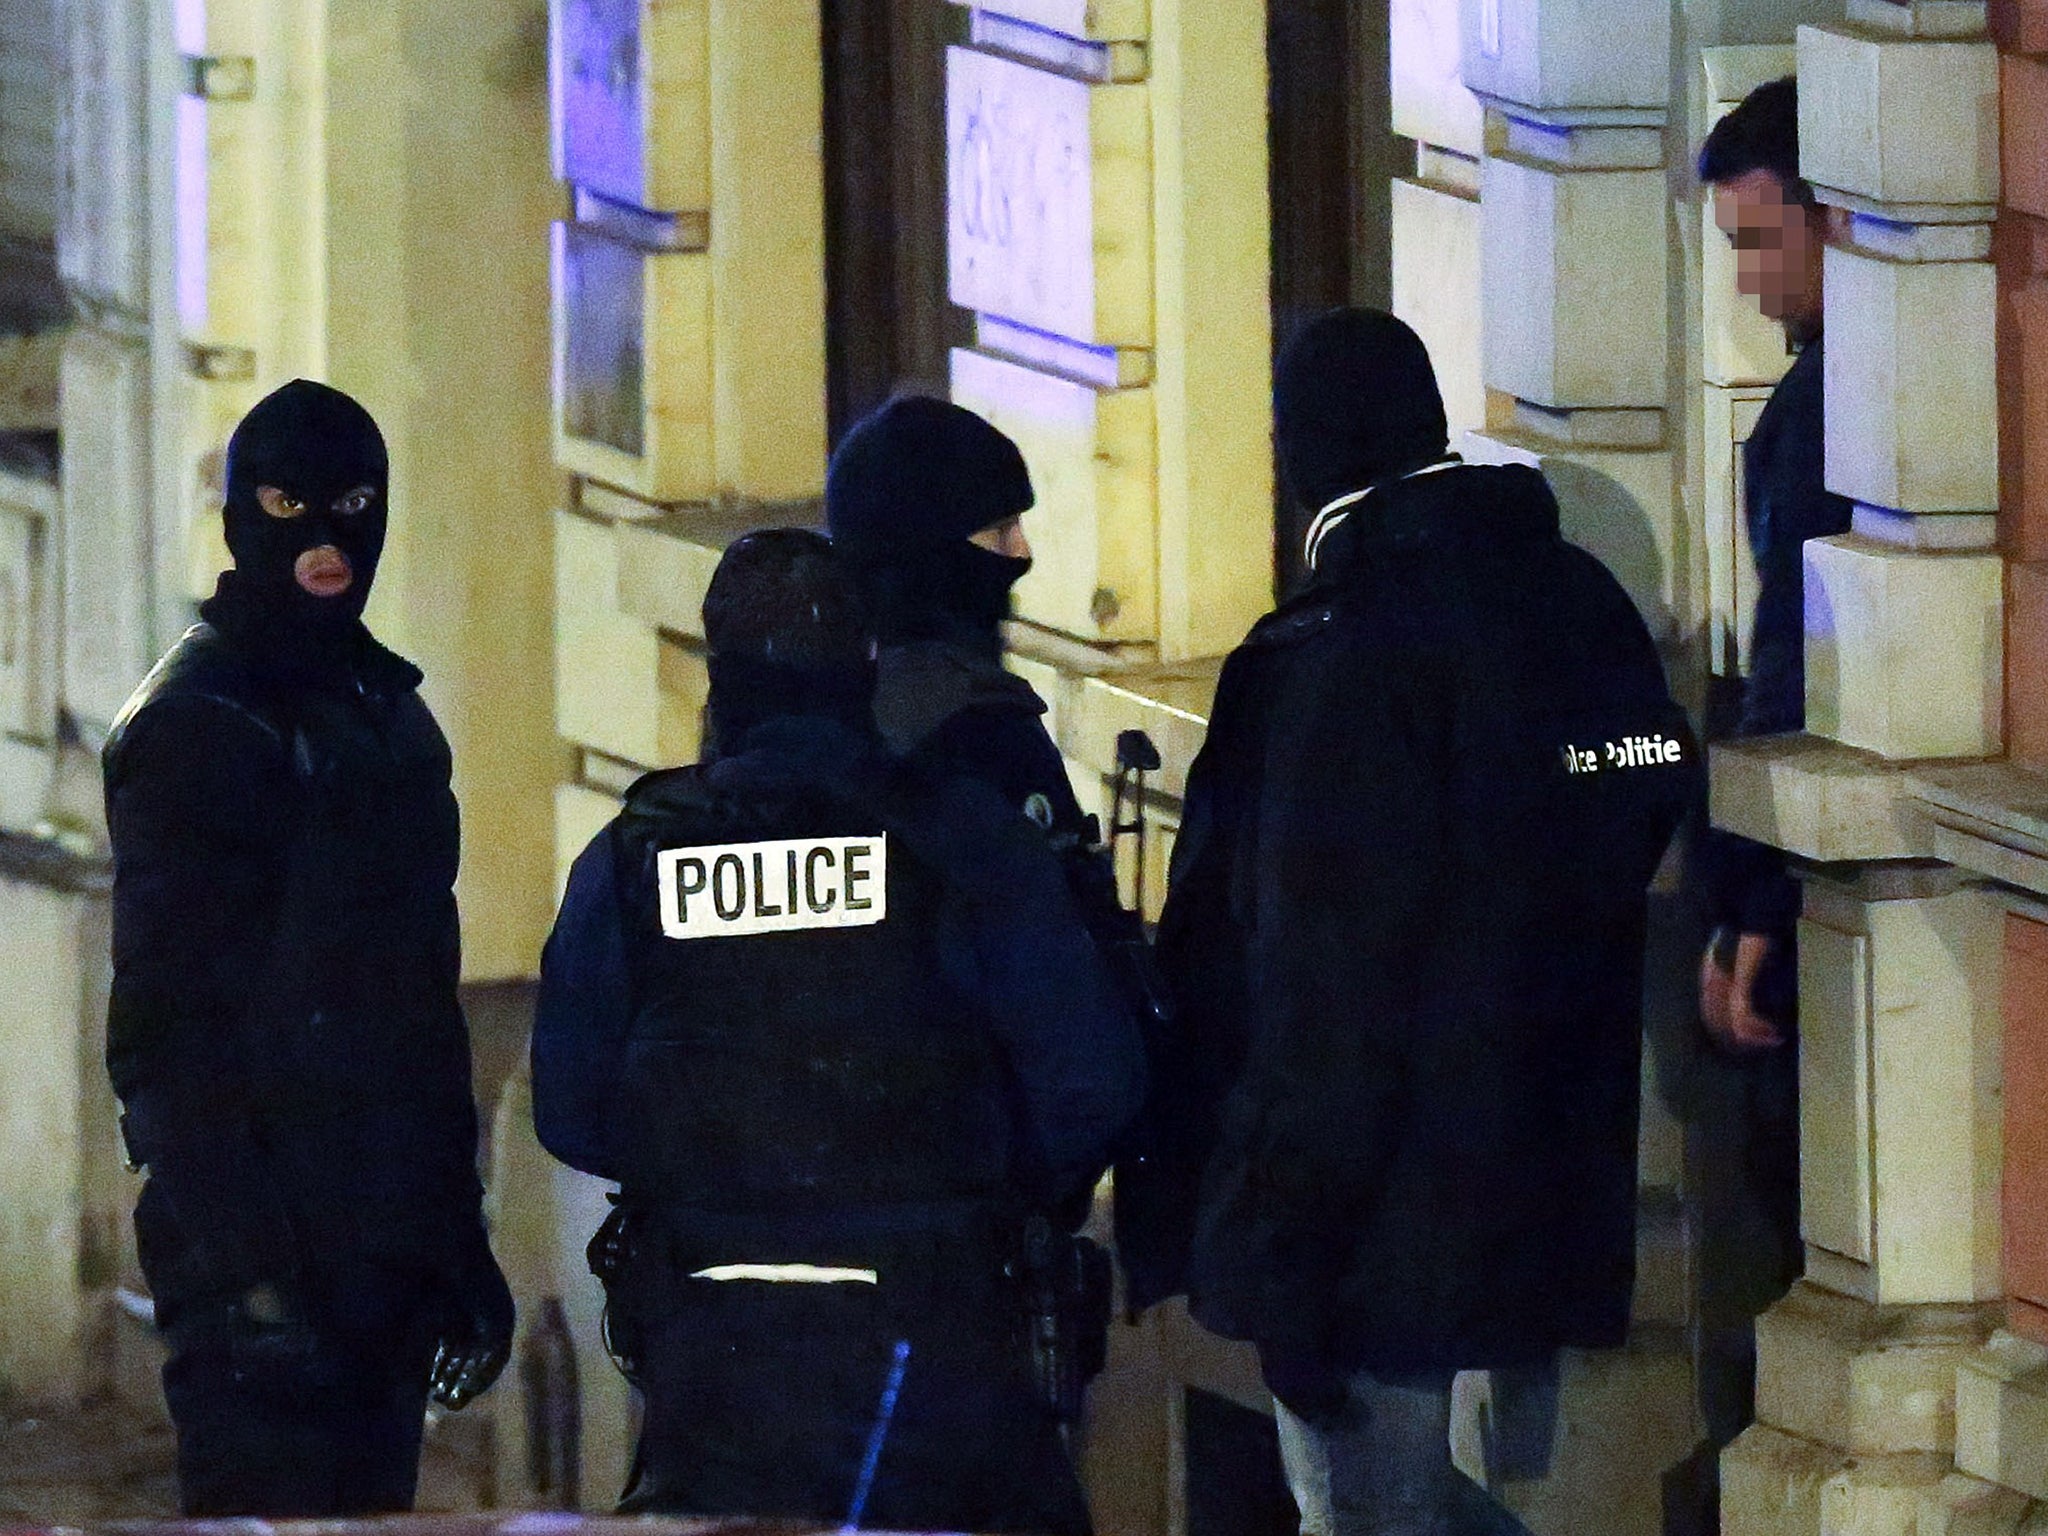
[1708,0,2048,1530]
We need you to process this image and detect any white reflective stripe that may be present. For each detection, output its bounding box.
[1303,489,1371,571]
[689,1263,880,1285]
[1303,458,1466,571]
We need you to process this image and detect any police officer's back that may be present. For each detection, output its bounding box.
[532,529,1143,1528]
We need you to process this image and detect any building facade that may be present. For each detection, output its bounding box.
[0,0,2039,1530]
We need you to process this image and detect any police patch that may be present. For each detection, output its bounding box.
[657,836,887,939]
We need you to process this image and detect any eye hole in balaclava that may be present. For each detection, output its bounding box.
[222,379,389,628]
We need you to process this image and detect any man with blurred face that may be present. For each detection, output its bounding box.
[103,379,513,1515]
[1686,76,1854,1491]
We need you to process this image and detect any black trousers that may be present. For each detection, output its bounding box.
[153,1261,440,1517]
[617,1223,1090,1533]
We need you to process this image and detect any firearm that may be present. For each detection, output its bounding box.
[1019,1210,1113,1423]
[1054,729,1176,1033]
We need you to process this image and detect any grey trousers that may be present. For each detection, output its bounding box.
[1273,1369,1539,1536]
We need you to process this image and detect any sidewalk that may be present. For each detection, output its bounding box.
[0,1398,496,1526]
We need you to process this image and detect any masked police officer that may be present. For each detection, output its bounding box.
[533,528,1143,1528]
[103,380,513,1515]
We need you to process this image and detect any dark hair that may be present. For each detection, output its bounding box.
[1697,77,1816,208]
[702,527,870,672]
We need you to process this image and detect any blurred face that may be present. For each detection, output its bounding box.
[970,515,1032,562]
[1712,168,1828,336]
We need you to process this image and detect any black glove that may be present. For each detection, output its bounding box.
[429,1228,515,1409]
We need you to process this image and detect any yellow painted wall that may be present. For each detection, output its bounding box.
[328,0,562,980]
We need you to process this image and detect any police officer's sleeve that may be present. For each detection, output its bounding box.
[924,781,1146,1202]
[532,825,634,1180]
[910,702,1091,839]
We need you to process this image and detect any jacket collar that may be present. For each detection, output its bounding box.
[704,714,888,795]
[1303,457,1465,573]
[1306,461,1562,584]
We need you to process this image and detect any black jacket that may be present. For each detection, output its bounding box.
[1703,339,1854,952]
[103,617,486,1312]
[1149,464,1696,1378]
[534,715,1144,1210]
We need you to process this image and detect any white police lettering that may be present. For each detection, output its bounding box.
[657,835,887,938]
[1560,734,1685,775]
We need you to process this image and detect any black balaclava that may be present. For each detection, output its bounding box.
[824,396,1034,653]
[1274,307,1451,514]
[203,379,389,673]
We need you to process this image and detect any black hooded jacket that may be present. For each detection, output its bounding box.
[1146,463,1696,1378]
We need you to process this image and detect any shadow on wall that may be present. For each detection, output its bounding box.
[1539,457,1676,645]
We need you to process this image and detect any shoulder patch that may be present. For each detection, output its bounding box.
[657,834,887,939]
[1022,792,1055,831]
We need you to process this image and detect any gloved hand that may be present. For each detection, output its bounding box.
[429,1228,515,1409]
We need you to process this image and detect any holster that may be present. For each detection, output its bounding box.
[1019,1213,1114,1423]
[587,1197,645,1383]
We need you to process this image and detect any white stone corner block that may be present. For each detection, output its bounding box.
[1797,876,2005,1306]
[1480,156,1667,410]
[1803,535,2002,761]
[554,510,701,769]
[1394,0,1484,155]
[1825,248,1997,514]
[1850,506,1998,552]
[1707,734,1927,862]
[1957,1331,2048,1504]
[1754,1281,1998,1455]
[1796,25,1999,209]
[1393,177,1484,440]
[945,46,1154,348]
[59,327,153,732]
[1720,1423,1850,1536]
[1702,44,1797,115]
[1819,1454,2020,1536]
[1458,0,1671,113]
[613,503,780,641]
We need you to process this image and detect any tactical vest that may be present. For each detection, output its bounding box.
[609,764,1016,1214]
